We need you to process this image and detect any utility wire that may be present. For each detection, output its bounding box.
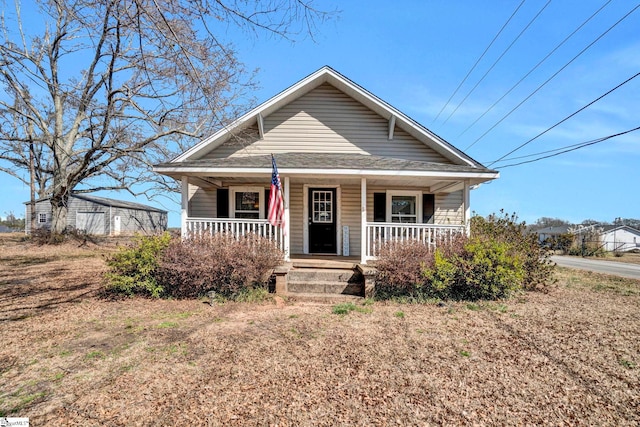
[469,2,640,151]
[487,70,640,167]
[461,0,612,146]
[494,125,640,168]
[431,0,526,124]
[442,0,552,125]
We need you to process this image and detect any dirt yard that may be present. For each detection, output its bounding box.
[1,233,639,426]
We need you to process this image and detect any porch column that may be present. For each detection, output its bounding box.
[464,180,471,236]
[181,176,188,238]
[284,176,291,261]
[360,177,367,264]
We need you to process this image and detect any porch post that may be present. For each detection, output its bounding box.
[464,180,471,236]
[284,176,291,261]
[181,176,188,238]
[360,177,367,264]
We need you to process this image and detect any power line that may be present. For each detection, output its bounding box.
[442,0,552,125]
[487,70,640,167]
[461,0,612,147]
[494,125,640,168]
[431,0,526,124]
[468,2,640,151]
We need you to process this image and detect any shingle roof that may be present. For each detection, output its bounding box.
[26,194,167,213]
[155,152,497,175]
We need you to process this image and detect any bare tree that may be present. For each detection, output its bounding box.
[0,0,333,234]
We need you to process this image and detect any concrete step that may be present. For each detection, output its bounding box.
[287,293,364,303]
[292,260,357,269]
[287,268,361,283]
[287,280,363,295]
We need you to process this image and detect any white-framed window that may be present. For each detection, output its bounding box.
[386,190,422,223]
[230,187,264,219]
[38,213,47,224]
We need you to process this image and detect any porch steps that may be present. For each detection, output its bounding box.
[286,266,364,297]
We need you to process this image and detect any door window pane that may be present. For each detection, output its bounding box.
[312,191,333,223]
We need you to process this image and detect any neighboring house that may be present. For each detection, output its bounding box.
[154,66,499,263]
[599,225,640,252]
[536,225,573,244]
[0,225,13,233]
[25,195,168,235]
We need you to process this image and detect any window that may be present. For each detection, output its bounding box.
[386,191,421,223]
[230,187,264,219]
[38,213,47,224]
[312,190,333,223]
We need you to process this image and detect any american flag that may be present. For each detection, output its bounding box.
[268,155,286,235]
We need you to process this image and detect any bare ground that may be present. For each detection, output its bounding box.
[1,234,639,426]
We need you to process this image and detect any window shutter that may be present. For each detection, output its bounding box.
[265,189,270,219]
[217,189,229,218]
[373,193,386,222]
[423,194,435,224]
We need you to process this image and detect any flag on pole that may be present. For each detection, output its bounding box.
[268,154,286,235]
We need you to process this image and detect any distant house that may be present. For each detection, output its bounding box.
[536,224,640,252]
[25,195,168,235]
[598,225,640,252]
[0,225,13,233]
[536,225,573,244]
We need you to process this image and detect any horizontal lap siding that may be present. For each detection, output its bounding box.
[188,184,216,218]
[203,84,451,163]
[289,182,304,254]
[340,184,361,256]
[435,191,463,224]
[367,186,463,225]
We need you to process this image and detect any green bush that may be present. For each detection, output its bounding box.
[375,211,555,301]
[104,232,172,297]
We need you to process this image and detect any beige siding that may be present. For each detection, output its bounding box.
[340,183,361,256]
[203,84,451,163]
[367,186,464,225]
[434,191,464,224]
[288,182,304,254]
[188,184,217,218]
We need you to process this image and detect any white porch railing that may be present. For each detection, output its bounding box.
[185,218,285,252]
[365,222,465,260]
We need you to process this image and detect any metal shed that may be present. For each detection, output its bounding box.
[25,195,168,235]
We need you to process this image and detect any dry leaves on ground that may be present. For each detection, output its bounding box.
[0,234,638,426]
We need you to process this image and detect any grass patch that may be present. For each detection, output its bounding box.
[85,350,105,360]
[331,302,372,316]
[459,350,471,357]
[394,311,405,319]
[619,358,636,369]
[156,321,179,329]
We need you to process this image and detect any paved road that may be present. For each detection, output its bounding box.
[551,255,640,280]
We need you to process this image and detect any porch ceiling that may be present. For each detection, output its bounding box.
[155,152,499,188]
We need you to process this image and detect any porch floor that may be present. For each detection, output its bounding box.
[288,254,360,269]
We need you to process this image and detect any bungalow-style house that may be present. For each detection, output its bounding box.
[25,194,168,236]
[154,67,499,263]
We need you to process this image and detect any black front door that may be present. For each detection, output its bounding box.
[308,188,337,253]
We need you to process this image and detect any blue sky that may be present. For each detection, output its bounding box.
[2,0,639,227]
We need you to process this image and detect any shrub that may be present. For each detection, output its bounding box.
[104,232,172,297]
[470,211,554,292]
[154,234,284,299]
[375,211,555,301]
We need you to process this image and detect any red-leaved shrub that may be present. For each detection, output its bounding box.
[154,234,284,299]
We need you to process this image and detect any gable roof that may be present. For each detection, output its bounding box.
[26,194,167,213]
[172,66,484,168]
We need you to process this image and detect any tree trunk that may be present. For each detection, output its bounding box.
[50,191,69,236]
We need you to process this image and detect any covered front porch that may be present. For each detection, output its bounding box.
[155,153,499,264]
